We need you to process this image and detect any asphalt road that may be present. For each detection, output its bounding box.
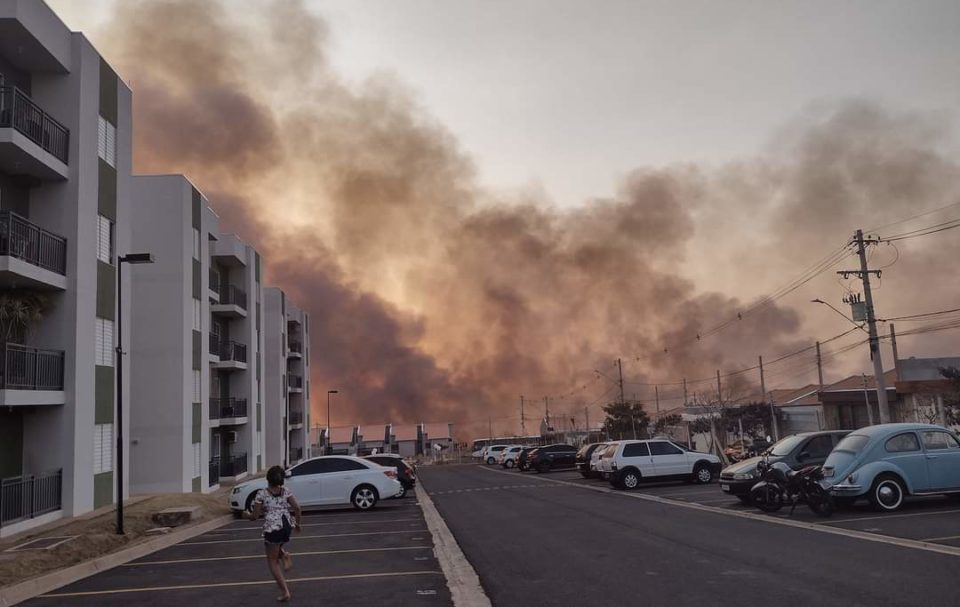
[24,498,452,607]
[420,464,960,607]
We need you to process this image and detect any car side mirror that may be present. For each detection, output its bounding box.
[285,469,292,478]
[797,451,809,462]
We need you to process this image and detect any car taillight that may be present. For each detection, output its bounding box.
[384,470,397,479]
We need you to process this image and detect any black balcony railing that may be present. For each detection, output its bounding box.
[288,341,303,355]
[208,458,220,486]
[288,375,303,390]
[209,397,248,420]
[289,410,303,426]
[216,340,247,364]
[0,211,67,276]
[219,453,248,477]
[209,268,220,295]
[0,469,63,527]
[289,447,303,462]
[1,343,64,390]
[209,333,220,355]
[219,285,247,310]
[0,86,69,163]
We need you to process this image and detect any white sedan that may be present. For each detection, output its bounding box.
[229,456,402,513]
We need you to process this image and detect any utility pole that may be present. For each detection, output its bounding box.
[616,358,625,405]
[716,370,722,403]
[544,396,550,429]
[890,324,901,382]
[760,355,778,441]
[683,378,688,407]
[584,406,590,438]
[862,374,875,425]
[815,341,824,392]
[520,395,526,435]
[654,385,660,421]
[839,229,890,423]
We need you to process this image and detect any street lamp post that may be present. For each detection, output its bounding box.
[115,253,154,535]
[326,390,338,455]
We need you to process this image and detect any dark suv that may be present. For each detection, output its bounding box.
[365,454,417,498]
[528,444,578,473]
[575,443,607,478]
[719,430,850,503]
[516,447,539,471]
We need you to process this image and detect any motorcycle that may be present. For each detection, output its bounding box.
[749,457,834,518]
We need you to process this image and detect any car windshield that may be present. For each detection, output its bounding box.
[835,434,870,454]
[769,435,806,456]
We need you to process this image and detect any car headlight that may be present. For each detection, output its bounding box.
[732,471,756,481]
[231,486,242,495]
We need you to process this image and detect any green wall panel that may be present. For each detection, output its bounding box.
[192,476,201,493]
[94,471,113,508]
[98,59,118,124]
[96,261,116,320]
[98,159,117,221]
[192,259,201,299]
[191,188,202,229]
[192,402,201,444]
[95,365,114,424]
[192,330,201,371]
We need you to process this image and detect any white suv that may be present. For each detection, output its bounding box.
[606,439,721,489]
[481,444,512,465]
[498,445,526,468]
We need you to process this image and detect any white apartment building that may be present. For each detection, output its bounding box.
[128,174,267,491]
[0,0,132,536]
[264,288,311,468]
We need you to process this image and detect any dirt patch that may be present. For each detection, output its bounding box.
[0,491,232,588]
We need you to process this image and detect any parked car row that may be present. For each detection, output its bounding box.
[229,454,416,515]
[486,439,723,488]
[721,423,960,513]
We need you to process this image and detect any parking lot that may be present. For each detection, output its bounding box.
[23,498,452,607]
[498,465,960,550]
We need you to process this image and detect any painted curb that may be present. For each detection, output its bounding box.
[478,465,960,558]
[0,514,234,607]
[416,485,492,607]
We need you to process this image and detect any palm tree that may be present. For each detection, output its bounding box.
[0,290,50,344]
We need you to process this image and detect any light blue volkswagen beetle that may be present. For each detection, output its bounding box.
[823,423,960,512]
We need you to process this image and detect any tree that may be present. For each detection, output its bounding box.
[602,401,650,440]
[721,403,772,439]
[0,290,50,344]
[653,413,683,435]
[938,367,960,426]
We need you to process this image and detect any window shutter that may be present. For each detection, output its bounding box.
[106,121,117,167]
[192,443,201,477]
[192,229,200,260]
[193,370,201,402]
[97,117,107,160]
[95,424,114,473]
[192,299,201,331]
[96,319,114,367]
[97,216,113,263]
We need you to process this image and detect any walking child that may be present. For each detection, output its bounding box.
[247,465,302,602]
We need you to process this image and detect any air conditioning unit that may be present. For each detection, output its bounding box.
[226,431,239,443]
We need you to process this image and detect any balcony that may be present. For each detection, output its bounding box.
[0,211,67,290]
[287,340,303,359]
[0,469,62,531]
[288,410,303,427]
[208,268,220,302]
[209,397,248,424]
[208,458,220,486]
[287,374,303,393]
[0,343,65,407]
[289,447,303,463]
[0,86,69,180]
[211,285,247,318]
[219,453,248,478]
[211,234,247,267]
[211,339,247,370]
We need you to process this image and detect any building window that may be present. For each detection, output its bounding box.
[192,443,201,478]
[94,424,113,473]
[96,215,114,264]
[193,370,201,403]
[97,116,117,168]
[95,318,114,367]
[192,298,201,331]
[192,228,200,260]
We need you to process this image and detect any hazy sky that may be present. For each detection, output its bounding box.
[49,0,960,208]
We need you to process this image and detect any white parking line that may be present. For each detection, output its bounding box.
[821,508,960,525]
[180,529,429,545]
[42,571,445,598]
[124,546,433,567]
[922,534,960,543]
[476,466,960,558]
[209,518,423,534]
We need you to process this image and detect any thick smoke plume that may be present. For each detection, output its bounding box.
[99,1,960,436]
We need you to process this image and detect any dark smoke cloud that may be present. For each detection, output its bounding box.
[99,1,960,435]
